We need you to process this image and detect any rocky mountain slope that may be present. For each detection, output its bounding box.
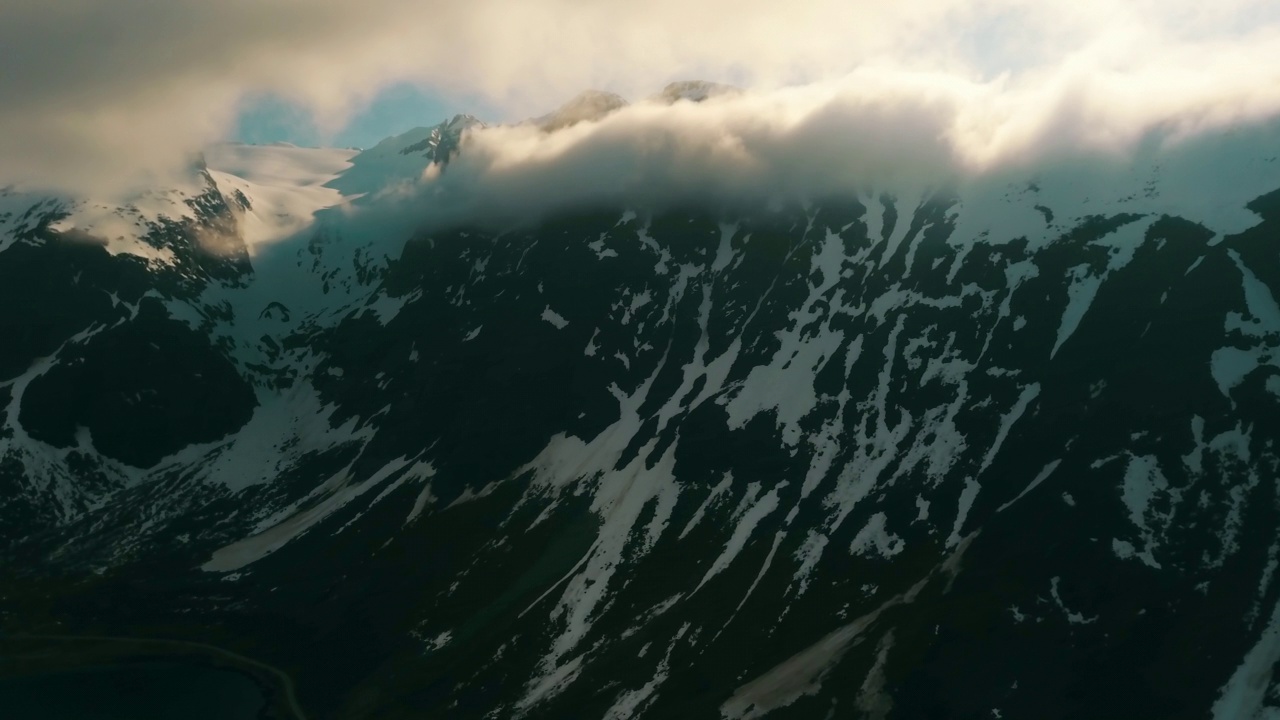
[3,95,1280,719]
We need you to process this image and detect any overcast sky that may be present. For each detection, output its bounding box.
[2,0,1279,195]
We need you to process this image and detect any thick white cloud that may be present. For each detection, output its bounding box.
[413,56,1280,229]
[1,0,1279,195]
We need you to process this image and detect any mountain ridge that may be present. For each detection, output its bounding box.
[1,101,1279,719]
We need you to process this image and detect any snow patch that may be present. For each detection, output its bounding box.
[202,454,414,572]
[849,512,904,558]
[542,307,569,329]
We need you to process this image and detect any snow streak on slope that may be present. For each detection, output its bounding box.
[203,453,414,572]
[722,534,978,719]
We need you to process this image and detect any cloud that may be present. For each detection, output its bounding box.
[407,56,1280,229]
[1,0,1279,196]
[418,79,962,226]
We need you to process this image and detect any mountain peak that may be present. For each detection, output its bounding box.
[399,114,486,163]
[536,90,629,131]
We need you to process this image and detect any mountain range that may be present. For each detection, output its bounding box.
[3,85,1280,719]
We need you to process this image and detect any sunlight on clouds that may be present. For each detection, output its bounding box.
[0,0,1278,195]
[411,46,1280,229]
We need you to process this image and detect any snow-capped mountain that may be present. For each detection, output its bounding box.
[3,91,1280,720]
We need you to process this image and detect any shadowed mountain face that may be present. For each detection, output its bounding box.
[1,121,1279,720]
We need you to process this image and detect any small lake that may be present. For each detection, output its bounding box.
[0,660,266,720]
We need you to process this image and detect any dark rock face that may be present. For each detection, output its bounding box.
[1,157,1279,719]
[399,114,487,165]
[19,298,256,467]
[274,193,1280,720]
[0,239,149,382]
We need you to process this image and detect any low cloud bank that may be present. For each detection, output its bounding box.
[405,63,1280,230]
